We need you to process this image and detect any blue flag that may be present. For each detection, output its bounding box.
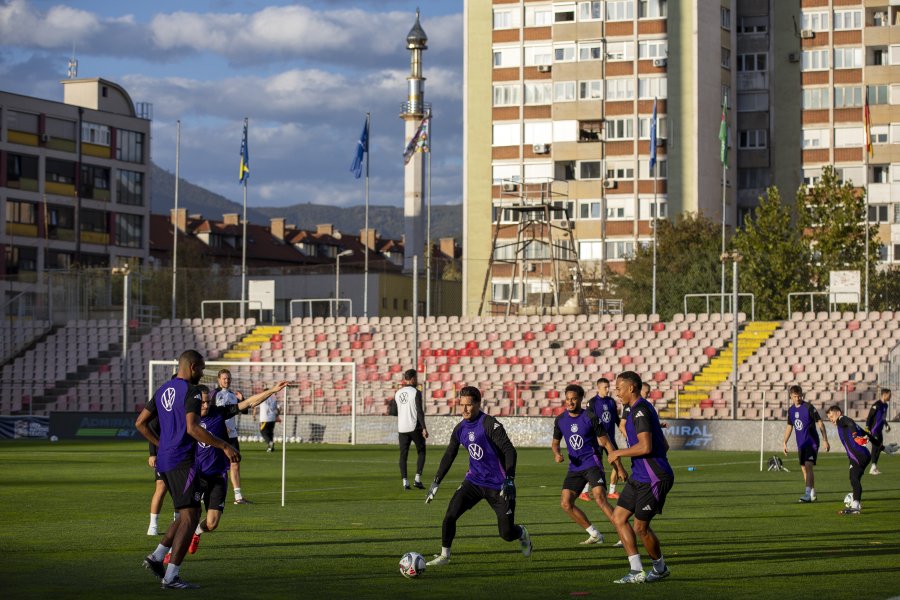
[239,119,249,185]
[649,98,658,172]
[351,117,369,179]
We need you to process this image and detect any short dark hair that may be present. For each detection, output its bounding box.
[218,369,231,377]
[789,385,803,396]
[403,369,417,381]
[179,349,204,369]
[459,386,481,404]
[596,377,609,385]
[826,405,842,414]
[197,384,210,394]
[881,388,891,396]
[617,371,642,395]
[565,384,585,399]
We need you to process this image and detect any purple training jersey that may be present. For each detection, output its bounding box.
[624,398,674,484]
[455,412,506,490]
[196,404,240,476]
[588,395,619,442]
[148,377,202,473]
[866,401,888,437]
[834,415,871,466]
[553,409,604,471]
[787,401,821,450]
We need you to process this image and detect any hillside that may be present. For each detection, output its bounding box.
[150,163,461,241]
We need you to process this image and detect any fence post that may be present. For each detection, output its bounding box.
[843,386,848,415]
[675,388,679,420]
[759,391,766,471]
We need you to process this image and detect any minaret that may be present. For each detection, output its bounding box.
[400,9,428,273]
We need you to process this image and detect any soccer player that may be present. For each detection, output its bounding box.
[553,384,626,545]
[213,369,250,504]
[186,380,289,555]
[587,377,621,499]
[607,371,674,584]
[395,369,428,490]
[258,392,279,452]
[825,405,883,515]
[135,349,239,590]
[423,386,532,566]
[865,389,891,475]
[782,385,830,502]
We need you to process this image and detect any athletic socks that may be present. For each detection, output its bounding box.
[586,525,600,538]
[149,513,159,528]
[151,544,171,562]
[805,486,811,495]
[194,524,204,536]
[402,478,409,487]
[653,556,666,573]
[234,487,243,501]
[440,547,451,558]
[414,474,422,483]
[609,484,616,495]
[628,554,643,573]
[163,563,180,583]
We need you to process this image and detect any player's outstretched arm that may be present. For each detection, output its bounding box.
[238,381,290,411]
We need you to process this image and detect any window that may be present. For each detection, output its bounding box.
[524,121,552,144]
[639,116,667,139]
[492,282,521,303]
[525,5,552,26]
[492,163,521,184]
[553,81,576,102]
[606,78,635,100]
[606,162,635,180]
[493,84,520,106]
[116,129,144,163]
[738,168,772,190]
[115,213,143,248]
[606,118,635,140]
[739,129,767,149]
[525,82,552,104]
[116,170,144,206]
[802,169,822,186]
[493,8,519,29]
[802,88,830,110]
[524,45,553,66]
[834,127,863,147]
[833,10,861,30]
[607,1,634,21]
[869,85,889,105]
[895,203,900,224]
[4,246,37,274]
[833,48,862,70]
[737,16,767,34]
[802,129,829,149]
[493,123,521,147]
[553,120,578,142]
[6,153,38,184]
[888,45,900,65]
[638,40,667,59]
[578,42,603,61]
[6,199,36,224]
[606,199,634,220]
[639,159,666,178]
[871,165,890,184]
[801,49,829,71]
[606,41,635,61]
[578,120,603,142]
[638,0,666,19]
[834,86,863,108]
[871,125,888,145]
[579,241,603,260]
[638,77,667,99]
[721,47,731,69]
[554,3,576,23]
[640,198,667,219]
[579,80,603,100]
[525,162,554,182]
[554,44,576,62]
[720,7,731,30]
[579,201,602,220]
[868,204,889,223]
[578,2,602,21]
[46,158,76,185]
[872,48,889,66]
[549,200,574,220]
[737,91,768,112]
[605,241,634,259]
[801,11,829,31]
[555,160,576,180]
[737,53,767,72]
[579,161,603,180]
[493,47,521,68]
[81,164,111,199]
[45,250,74,270]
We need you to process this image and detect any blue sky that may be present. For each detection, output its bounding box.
[0,0,463,208]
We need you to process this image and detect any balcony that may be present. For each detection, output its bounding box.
[867,183,900,203]
[737,72,768,91]
[5,222,38,237]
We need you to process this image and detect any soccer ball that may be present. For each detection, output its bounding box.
[399,552,426,578]
[844,493,854,507]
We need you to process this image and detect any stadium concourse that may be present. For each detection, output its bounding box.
[0,311,896,422]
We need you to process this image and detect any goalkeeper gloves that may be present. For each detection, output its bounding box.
[425,481,440,504]
[500,477,516,501]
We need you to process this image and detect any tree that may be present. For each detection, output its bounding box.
[610,213,722,320]
[732,187,811,320]
[797,165,879,297]
[870,266,900,311]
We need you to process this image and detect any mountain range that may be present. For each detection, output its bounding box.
[149,163,462,241]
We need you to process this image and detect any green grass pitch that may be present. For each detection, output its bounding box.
[1,440,898,599]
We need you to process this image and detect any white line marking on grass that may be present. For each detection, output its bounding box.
[252,486,359,495]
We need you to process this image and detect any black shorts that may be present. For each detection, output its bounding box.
[200,472,228,512]
[616,477,674,522]
[562,466,606,492]
[798,444,818,466]
[228,437,240,453]
[160,463,203,510]
[399,429,426,450]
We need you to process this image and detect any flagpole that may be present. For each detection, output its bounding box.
[171,119,180,320]
[426,134,432,319]
[651,98,658,316]
[364,112,370,318]
[720,95,728,315]
[241,117,248,320]
[864,86,870,313]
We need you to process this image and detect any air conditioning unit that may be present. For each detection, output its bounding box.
[800,29,815,39]
[501,182,519,192]
[788,52,800,63]
[40,133,49,143]
[603,180,617,189]
[652,58,667,67]
[533,143,550,154]
[537,64,552,73]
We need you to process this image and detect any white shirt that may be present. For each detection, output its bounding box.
[395,385,422,433]
[215,388,240,439]
[259,396,279,423]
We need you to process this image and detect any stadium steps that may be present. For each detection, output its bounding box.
[223,325,284,361]
[664,321,780,413]
[23,345,122,414]
[0,324,57,370]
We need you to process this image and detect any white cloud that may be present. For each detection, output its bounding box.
[0,0,100,47]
